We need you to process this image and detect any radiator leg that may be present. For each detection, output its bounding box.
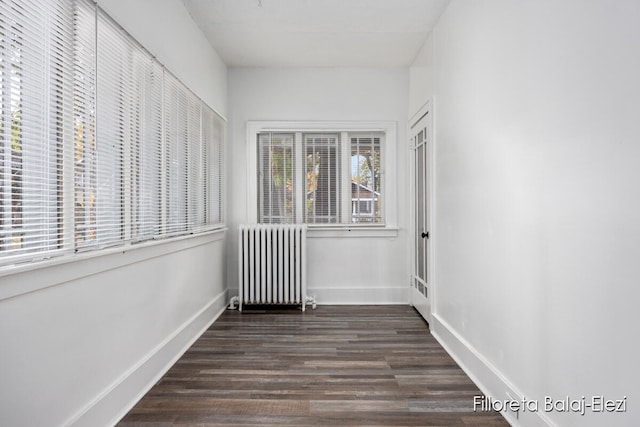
[228,296,240,310]
[304,296,317,311]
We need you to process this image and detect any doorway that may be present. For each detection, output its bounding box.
[410,100,432,323]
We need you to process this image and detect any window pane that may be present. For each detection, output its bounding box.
[258,133,295,223]
[132,55,163,242]
[73,0,97,248]
[186,96,204,231]
[350,133,382,223]
[164,73,189,235]
[204,106,224,226]
[0,0,73,263]
[304,133,340,224]
[75,8,138,249]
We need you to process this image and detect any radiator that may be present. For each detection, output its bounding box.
[237,224,314,311]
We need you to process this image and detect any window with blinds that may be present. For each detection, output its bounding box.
[0,0,225,268]
[164,72,189,236]
[186,94,205,232]
[258,133,296,223]
[350,133,382,224]
[74,0,97,248]
[304,133,340,224]
[163,72,224,237]
[257,130,384,226]
[205,106,224,225]
[131,35,164,242]
[0,0,74,262]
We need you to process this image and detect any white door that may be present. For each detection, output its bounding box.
[410,102,431,322]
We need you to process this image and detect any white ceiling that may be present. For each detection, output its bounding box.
[181,0,450,67]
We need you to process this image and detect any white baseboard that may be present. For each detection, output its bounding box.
[430,313,553,427]
[67,289,229,427]
[308,286,408,305]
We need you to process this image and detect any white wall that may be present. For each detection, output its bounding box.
[0,1,228,426]
[410,1,640,426]
[408,32,435,118]
[228,68,410,303]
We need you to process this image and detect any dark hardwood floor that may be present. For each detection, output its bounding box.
[118,305,508,426]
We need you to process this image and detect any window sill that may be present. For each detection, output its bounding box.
[0,227,227,301]
[307,225,399,238]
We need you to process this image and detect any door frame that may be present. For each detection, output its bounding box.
[409,98,435,325]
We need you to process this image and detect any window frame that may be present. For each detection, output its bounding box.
[247,121,398,238]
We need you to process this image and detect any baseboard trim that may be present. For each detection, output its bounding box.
[308,286,408,305]
[67,289,229,427]
[430,313,553,427]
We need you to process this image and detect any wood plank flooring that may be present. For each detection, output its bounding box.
[118,305,508,426]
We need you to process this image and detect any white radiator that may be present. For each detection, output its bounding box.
[237,224,314,311]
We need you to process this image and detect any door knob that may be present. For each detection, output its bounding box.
[421,231,429,239]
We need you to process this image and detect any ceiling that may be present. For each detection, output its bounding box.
[181,0,450,67]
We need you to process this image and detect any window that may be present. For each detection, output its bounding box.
[0,0,225,268]
[304,133,341,224]
[73,0,97,248]
[258,132,296,223]
[350,133,382,223]
[163,72,191,236]
[0,0,74,262]
[251,122,395,228]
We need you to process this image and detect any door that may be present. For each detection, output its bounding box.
[410,102,431,322]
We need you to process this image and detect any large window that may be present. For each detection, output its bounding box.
[0,0,225,268]
[252,122,394,227]
[350,133,382,223]
[258,133,296,223]
[304,133,341,224]
[0,0,74,262]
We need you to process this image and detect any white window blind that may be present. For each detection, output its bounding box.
[164,82,223,234]
[0,0,74,261]
[258,132,296,223]
[75,8,166,249]
[212,112,224,225]
[88,10,129,248]
[132,54,163,241]
[163,72,188,235]
[186,95,204,232]
[109,23,165,243]
[350,133,382,223]
[304,133,340,224]
[203,105,224,225]
[0,0,225,268]
[73,0,97,248]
